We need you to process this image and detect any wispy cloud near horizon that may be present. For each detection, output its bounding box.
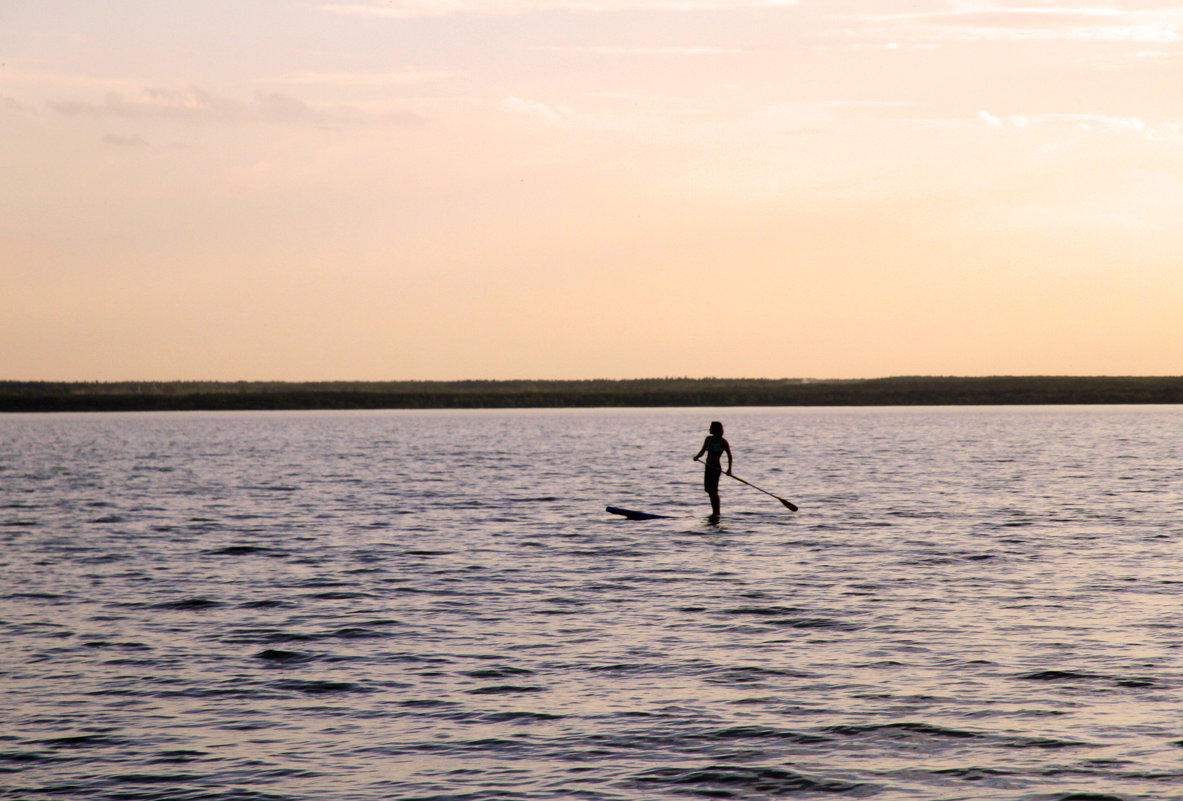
[503,95,576,122]
[544,45,743,54]
[48,85,425,127]
[978,109,1183,139]
[320,0,798,18]
[101,133,151,147]
[846,4,1183,44]
[256,70,463,87]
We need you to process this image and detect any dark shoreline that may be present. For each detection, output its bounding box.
[3,376,1182,413]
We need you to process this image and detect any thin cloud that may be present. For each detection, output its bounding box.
[977,109,1181,138]
[1128,48,1183,57]
[258,70,462,87]
[1041,112,1147,133]
[755,99,923,130]
[52,85,245,120]
[978,109,1005,128]
[0,66,140,93]
[546,45,742,54]
[102,133,151,147]
[845,5,1183,45]
[504,95,575,122]
[49,85,425,126]
[321,0,798,19]
[1,93,36,114]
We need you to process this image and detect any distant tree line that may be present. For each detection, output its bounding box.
[1,376,1182,412]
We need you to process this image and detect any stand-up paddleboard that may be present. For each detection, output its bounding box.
[606,506,671,520]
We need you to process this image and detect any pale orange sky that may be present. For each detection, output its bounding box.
[3,0,1182,380]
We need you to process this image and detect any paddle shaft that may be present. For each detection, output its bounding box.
[696,458,798,512]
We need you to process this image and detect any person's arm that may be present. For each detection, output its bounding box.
[724,441,733,474]
[693,437,708,460]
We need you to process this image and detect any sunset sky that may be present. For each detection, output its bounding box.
[3,0,1182,381]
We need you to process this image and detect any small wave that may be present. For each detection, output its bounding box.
[94,657,162,669]
[707,666,812,685]
[583,723,829,751]
[1004,735,1092,749]
[398,698,460,708]
[327,626,392,640]
[40,734,130,749]
[152,598,223,611]
[586,663,653,675]
[766,617,857,630]
[855,660,907,668]
[3,592,67,601]
[227,628,339,644]
[237,599,296,609]
[272,679,371,695]
[254,649,316,664]
[702,725,830,745]
[108,771,203,784]
[148,749,208,764]
[308,591,375,600]
[463,667,536,679]
[289,578,351,588]
[79,552,131,565]
[82,640,151,650]
[931,766,1014,779]
[157,686,276,700]
[567,547,649,558]
[388,653,457,666]
[1017,670,1101,682]
[0,751,65,769]
[629,764,869,795]
[722,606,808,616]
[480,711,565,723]
[208,545,284,557]
[824,722,983,741]
[464,685,547,695]
[240,624,397,643]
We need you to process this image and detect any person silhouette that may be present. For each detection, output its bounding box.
[693,421,732,520]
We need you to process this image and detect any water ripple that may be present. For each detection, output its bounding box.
[2,406,1182,800]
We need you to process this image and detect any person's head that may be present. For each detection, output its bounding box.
[709,421,723,436]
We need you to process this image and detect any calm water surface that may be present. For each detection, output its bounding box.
[2,406,1182,800]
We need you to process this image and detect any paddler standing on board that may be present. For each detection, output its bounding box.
[694,421,732,521]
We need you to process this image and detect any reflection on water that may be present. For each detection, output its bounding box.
[1,406,1181,800]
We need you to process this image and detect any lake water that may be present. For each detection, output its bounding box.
[2,406,1182,801]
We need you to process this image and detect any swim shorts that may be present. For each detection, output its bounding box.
[704,463,721,493]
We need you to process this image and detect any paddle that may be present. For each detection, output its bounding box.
[695,458,798,512]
